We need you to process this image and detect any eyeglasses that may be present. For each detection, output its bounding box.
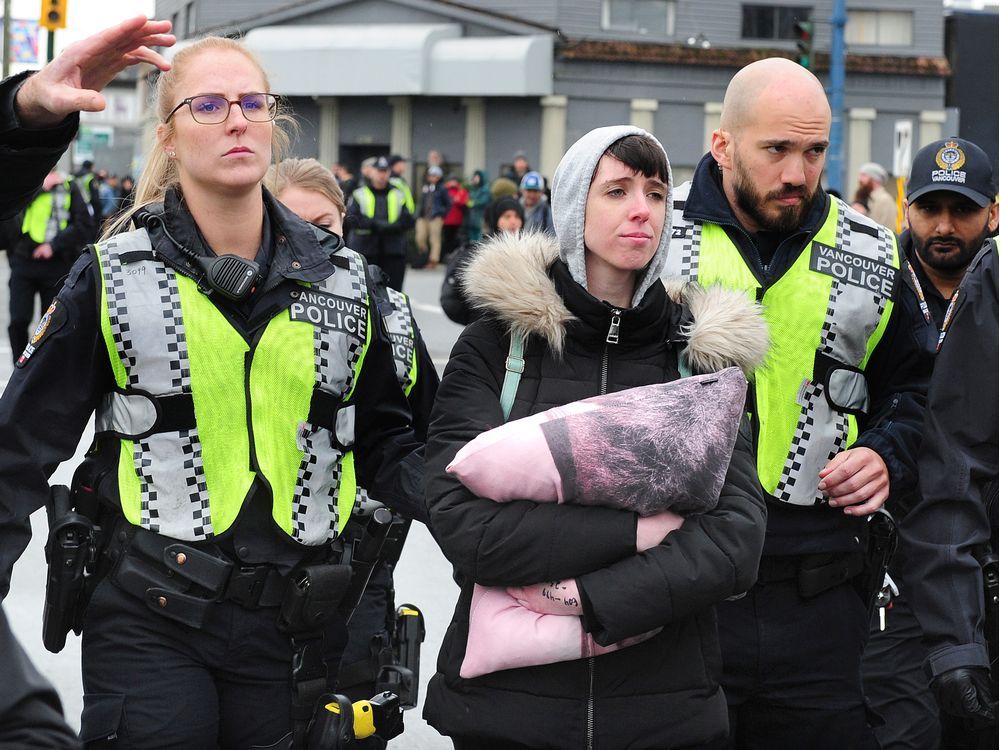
[165,93,279,125]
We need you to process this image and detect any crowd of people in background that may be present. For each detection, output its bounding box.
[331,148,557,297]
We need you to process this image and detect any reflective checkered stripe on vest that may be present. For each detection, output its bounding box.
[382,287,418,396]
[666,186,898,506]
[351,186,403,235]
[93,229,371,543]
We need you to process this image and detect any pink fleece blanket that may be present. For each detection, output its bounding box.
[446,368,747,678]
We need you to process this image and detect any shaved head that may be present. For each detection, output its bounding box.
[711,58,832,234]
[720,58,830,134]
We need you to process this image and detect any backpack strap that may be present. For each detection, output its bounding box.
[499,331,526,422]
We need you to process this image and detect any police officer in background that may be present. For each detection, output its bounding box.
[347,155,414,291]
[8,168,96,361]
[0,14,175,748]
[663,57,929,748]
[863,137,998,749]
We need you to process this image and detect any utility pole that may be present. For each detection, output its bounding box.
[827,0,847,194]
[3,0,11,79]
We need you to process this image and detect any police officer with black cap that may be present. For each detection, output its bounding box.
[346,155,415,291]
[863,137,998,749]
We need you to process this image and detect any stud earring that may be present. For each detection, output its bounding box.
[167,150,176,158]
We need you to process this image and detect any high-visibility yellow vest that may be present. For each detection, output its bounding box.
[93,228,373,543]
[351,185,404,235]
[21,181,71,244]
[665,185,899,506]
[380,286,419,396]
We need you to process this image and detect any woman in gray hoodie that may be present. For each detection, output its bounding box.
[422,126,769,748]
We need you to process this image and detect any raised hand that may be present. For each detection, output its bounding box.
[15,16,175,128]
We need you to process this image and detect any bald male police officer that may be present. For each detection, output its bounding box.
[663,58,930,748]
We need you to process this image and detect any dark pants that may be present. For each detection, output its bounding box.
[718,574,879,750]
[862,595,941,749]
[337,564,394,750]
[8,254,68,361]
[339,562,392,699]
[358,246,407,292]
[80,576,347,749]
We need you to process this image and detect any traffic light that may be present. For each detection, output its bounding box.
[39,0,68,32]
[794,19,814,69]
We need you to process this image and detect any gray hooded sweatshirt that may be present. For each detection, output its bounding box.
[551,124,673,308]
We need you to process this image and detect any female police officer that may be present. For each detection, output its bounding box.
[268,158,438,710]
[0,36,423,749]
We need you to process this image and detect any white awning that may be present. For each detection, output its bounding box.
[233,24,552,97]
[429,36,553,96]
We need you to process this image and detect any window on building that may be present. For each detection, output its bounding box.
[602,0,676,36]
[846,10,913,46]
[741,5,813,40]
[185,2,197,38]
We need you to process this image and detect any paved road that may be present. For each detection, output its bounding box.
[4,257,463,748]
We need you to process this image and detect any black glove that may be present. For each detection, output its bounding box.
[931,667,997,728]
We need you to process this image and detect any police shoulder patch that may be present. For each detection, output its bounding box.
[16,298,68,368]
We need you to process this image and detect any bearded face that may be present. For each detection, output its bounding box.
[907,193,997,275]
[732,151,817,235]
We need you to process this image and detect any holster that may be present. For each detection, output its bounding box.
[42,478,105,653]
[973,545,998,664]
[280,497,393,748]
[375,604,424,709]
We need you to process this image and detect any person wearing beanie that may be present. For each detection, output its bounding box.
[439,195,525,325]
[489,175,518,202]
[423,125,768,747]
[856,161,898,231]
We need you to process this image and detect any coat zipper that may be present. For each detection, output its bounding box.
[600,308,621,394]
[587,656,595,750]
[589,310,620,749]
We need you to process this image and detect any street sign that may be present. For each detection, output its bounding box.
[893,120,913,178]
[0,19,40,63]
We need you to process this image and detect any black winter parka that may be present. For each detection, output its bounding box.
[423,232,768,749]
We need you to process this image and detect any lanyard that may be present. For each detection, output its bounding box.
[906,260,961,353]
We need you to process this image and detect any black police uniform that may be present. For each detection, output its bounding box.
[346,178,415,292]
[338,267,438,713]
[0,68,85,749]
[9,177,96,359]
[0,185,425,749]
[680,154,931,749]
[865,237,998,750]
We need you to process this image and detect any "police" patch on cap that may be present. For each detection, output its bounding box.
[16,298,68,368]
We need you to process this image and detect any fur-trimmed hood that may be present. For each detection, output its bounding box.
[461,231,770,376]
